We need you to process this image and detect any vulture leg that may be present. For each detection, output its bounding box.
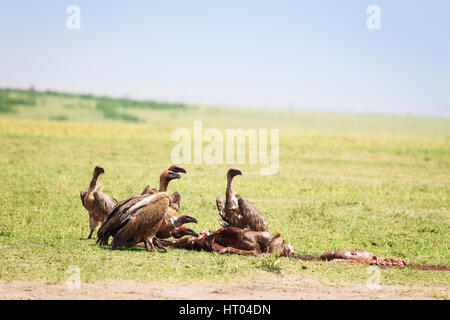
[144,238,156,252]
[88,216,99,239]
[152,238,167,253]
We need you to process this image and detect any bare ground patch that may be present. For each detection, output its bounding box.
[1,275,447,300]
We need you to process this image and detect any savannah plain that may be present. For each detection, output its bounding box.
[0,88,449,299]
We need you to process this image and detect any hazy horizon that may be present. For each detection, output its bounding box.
[3,85,450,120]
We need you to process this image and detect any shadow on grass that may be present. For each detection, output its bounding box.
[94,243,148,252]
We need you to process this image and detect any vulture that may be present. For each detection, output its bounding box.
[80,166,118,239]
[97,169,196,251]
[96,191,171,251]
[140,165,197,239]
[216,168,268,231]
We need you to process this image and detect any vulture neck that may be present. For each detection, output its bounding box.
[226,175,235,201]
[158,172,169,192]
[89,172,100,191]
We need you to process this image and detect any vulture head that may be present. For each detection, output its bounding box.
[159,170,182,191]
[165,170,181,181]
[171,225,199,238]
[93,166,105,177]
[168,165,187,174]
[172,214,198,227]
[227,168,242,179]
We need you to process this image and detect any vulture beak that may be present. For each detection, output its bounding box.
[228,168,242,177]
[165,171,181,181]
[95,166,105,174]
[169,165,187,174]
[172,226,199,238]
[173,214,198,227]
[181,215,198,224]
[184,228,199,237]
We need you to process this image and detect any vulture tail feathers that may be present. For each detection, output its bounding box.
[169,191,181,211]
[80,191,87,207]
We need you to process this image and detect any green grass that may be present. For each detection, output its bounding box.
[0,88,449,288]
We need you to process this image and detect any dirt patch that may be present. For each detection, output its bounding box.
[1,275,447,300]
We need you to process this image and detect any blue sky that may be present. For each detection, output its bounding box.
[0,1,449,117]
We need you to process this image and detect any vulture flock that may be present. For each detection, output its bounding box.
[80,165,288,255]
[80,165,449,271]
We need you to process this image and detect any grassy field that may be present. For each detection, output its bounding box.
[0,88,449,290]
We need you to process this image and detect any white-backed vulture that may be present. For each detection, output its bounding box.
[80,166,118,239]
[216,168,268,231]
[140,165,196,239]
[96,192,171,251]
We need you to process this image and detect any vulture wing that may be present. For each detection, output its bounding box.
[237,197,268,231]
[80,190,87,207]
[169,191,181,211]
[110,192,170,249]
[97,194,149,245]
[216,196,229,228]
[97,193,170,248]
[93,190,118,217]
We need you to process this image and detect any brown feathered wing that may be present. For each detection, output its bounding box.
[80,191,87,207]
[169,191,181,211]
[141,185,157,195]
[93,190,118,216]
[96,193,169,249]
[216,196,229,228]
[237,197,268,231]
